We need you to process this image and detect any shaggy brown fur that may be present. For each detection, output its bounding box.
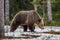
[10,10,44,32]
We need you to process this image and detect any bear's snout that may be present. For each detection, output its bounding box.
[41,27,44,29]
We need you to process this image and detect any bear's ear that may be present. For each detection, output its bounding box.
[38,19,41,22]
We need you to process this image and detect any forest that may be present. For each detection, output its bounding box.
[4,0,60,26]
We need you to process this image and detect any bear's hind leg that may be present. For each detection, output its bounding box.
[10,21,20,32]
[23,25,28,32]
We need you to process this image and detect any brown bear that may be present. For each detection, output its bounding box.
[10,10,44,32]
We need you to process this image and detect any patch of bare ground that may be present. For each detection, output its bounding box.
[21,34,41,38]
[43,30,60,34]
[0,34,41,39]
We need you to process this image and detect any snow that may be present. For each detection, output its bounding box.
[3,25,60,40]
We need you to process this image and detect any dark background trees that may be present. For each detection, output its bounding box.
[4,0,60,26]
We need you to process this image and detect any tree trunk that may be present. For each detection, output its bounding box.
[0,0,4,37]
[47,0,52,23]
[34,4,37,11]
[5,0,9,24]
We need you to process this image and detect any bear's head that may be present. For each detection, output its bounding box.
[37,18,44,29]
[32,10,44,29]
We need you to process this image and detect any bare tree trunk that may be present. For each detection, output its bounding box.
[47,0,52,23]
[34,4,37,11]
[0,0,4,37]
[5,0,9,24]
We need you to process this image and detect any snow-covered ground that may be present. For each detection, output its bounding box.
[3,25,60,40]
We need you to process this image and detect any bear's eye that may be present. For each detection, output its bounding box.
[38,19,41,22]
